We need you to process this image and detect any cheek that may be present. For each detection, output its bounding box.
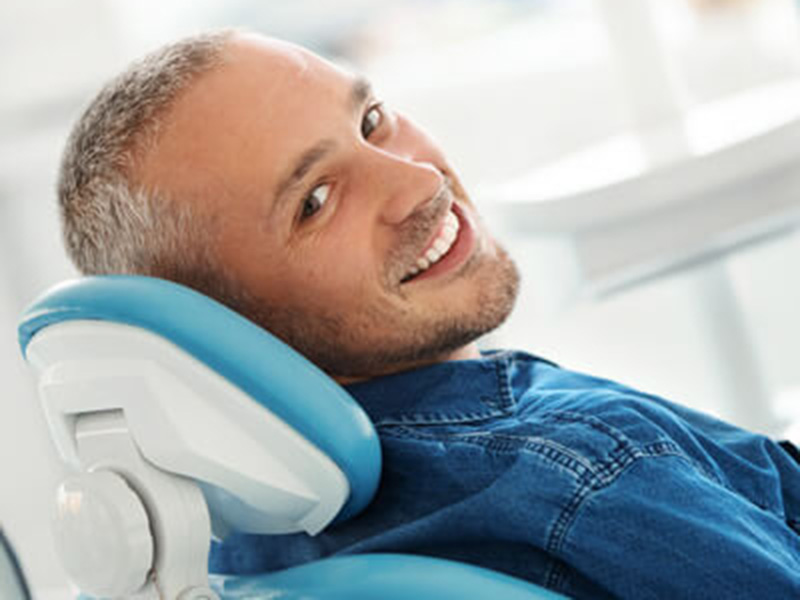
[292,232,376,300]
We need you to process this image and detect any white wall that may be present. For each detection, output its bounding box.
[493,231,800,430]
[0,2,118,594]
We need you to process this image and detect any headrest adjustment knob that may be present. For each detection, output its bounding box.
[53,470,153,597]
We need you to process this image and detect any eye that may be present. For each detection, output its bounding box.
[361,103,383,139]
[300,182,330,221]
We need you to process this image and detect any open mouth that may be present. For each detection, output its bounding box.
[400,206,462,284]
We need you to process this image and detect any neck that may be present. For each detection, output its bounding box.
[441,342,481,362]
[334,342,481,385]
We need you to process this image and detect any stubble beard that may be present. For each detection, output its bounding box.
[268,239,521,379]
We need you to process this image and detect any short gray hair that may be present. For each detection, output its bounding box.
[58,30,235,294]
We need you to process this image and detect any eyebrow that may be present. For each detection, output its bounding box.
[271,76,374,215]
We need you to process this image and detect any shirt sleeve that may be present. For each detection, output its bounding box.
[556,453,800,600]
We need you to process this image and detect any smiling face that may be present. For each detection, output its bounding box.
[138,33,519,379]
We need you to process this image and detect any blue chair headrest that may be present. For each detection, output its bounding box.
[18,275,381,523]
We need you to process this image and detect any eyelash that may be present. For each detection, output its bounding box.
[297,101,385,223]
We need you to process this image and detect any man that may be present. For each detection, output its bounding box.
[58,30,800,599]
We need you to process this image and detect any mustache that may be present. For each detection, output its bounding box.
[386,179,453,284]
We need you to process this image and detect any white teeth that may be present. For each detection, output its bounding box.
[434,239,449,254]
[425,248,440,263]
[403,208,461,282]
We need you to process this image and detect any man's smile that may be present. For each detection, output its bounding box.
[400,201,476,285]
[402,207,459,281]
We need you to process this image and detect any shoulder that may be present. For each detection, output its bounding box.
[380,351,722,486]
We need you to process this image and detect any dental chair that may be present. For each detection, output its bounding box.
[1,530,31,600]
[18,276,564,599]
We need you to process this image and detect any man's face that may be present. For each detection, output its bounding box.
[140,33,519,378]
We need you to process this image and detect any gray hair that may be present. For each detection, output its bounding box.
[58,30,236,296]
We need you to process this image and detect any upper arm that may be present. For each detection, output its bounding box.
[558,455,800,599]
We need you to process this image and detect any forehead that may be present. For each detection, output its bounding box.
[138,34,353,201]
[225,33,344,100]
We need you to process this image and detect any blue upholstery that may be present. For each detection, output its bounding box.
[18,275,379,523]
[212,554,567,599]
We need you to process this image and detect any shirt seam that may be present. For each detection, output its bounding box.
[542,443,735,591]
[379,419,733,595]
[493,353,516,411]
[368,357,518,426]
[378,425,593,478]
[378,422,725,488]
[373,406,508,427]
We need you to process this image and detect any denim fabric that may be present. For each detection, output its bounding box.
[210,351,800,599]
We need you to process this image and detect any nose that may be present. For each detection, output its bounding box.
[364,151,445,226]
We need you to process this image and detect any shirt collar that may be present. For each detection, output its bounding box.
[343,350,519,426]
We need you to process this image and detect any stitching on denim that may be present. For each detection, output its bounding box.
[543,446,733,590]
[539,411,725,487]
[544,560,572,593]
[468,431,597,475]
[640,440,724,487]
[543,447,649,590]
[373,405,507,427]
[543,411,630,450]
[382,413,726,490]
[515,412,729,590]
[381,411,739,594]
[543,483,595,589]
[378,426,593,478]
[489,354,516,411]
[371,358,519,426]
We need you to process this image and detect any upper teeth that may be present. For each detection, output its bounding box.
[405,209,460,279]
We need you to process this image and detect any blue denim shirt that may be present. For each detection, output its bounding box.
[210,351,800,599]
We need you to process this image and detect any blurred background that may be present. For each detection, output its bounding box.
[2,0,800,596]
